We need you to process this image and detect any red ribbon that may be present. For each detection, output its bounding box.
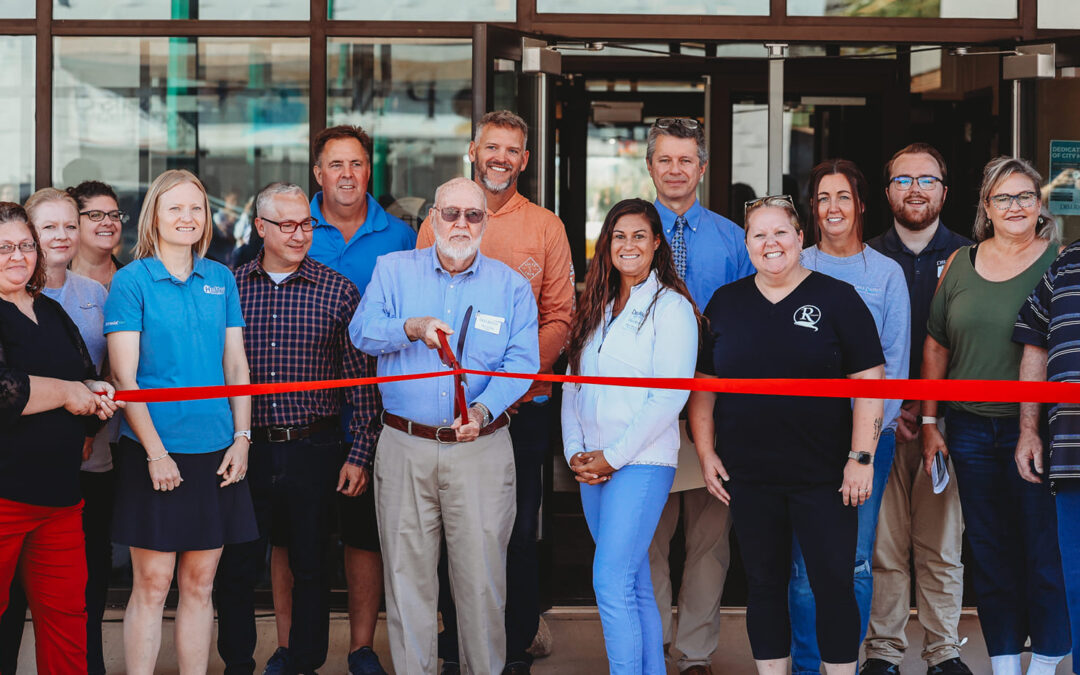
[113,368,1078,405]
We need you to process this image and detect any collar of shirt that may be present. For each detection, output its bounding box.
[656,199,702,237]
[488,190,529,218]
[310,191,390,240]
[143,255,212,283]
[244,251,321,286]
[881,220,953,257]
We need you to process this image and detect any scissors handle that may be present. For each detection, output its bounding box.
[436,329,469,421]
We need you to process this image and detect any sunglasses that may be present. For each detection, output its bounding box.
[744,194,796,218]
[80,209,130,224]
[437,207,485,225]
[655,117,700,131]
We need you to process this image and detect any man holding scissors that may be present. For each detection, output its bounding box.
[351,177,540,675]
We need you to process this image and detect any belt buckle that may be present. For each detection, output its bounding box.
[434,426,457,444]
[268,426,297,443]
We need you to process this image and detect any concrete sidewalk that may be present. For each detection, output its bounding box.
[14,608,1072,673]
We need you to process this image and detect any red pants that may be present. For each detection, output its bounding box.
[0,498,87,674]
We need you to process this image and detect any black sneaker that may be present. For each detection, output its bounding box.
[860,658,901,675]
[440,663,461,675]
[928,657,974,675]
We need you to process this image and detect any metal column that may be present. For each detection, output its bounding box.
[766,43,788,196]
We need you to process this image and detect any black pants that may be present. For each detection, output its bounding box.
[0,469,114,675]
[439,399,550,666]
[214,432,341,674]
[728,478,859,664]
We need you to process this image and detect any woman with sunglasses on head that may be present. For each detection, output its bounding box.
[69,180,128,290]
[105,169,256,674]
[692,195,884,675]
[0,201,120,674]
[786,160,911,675]
[562,198,699,674]
[922,156,1069,675]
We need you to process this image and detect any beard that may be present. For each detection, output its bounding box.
[477,163,519,194]
[890,195,943,232]
[435,230,482,263]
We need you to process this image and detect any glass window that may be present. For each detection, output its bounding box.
[53,37,310,265]
[787,0,1015,18]
[330,0,513,21]
[54,0,307,20]
[538,0,768,15]
[327,39,473,230]
[1040,0,1080,28]
[0,36,34,203]
[0,0,33,17]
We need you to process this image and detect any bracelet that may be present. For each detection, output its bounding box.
[920,416,938,425]
[147,452,169,462]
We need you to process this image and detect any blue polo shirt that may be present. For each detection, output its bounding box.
[104,256,245,454]
[308,191,417,296]
[868,222,971,378]
[654,199,755,311]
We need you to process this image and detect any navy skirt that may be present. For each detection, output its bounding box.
[112,436,257,552]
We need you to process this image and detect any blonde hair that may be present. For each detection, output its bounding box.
[24,187,79,225]
[134,169,212,259]
[973,156,1057,243]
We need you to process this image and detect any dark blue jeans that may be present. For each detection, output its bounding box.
[1055,481,1080,672]
[946,408,1070,657]
[214,431,341,674]
[439,398,550,666]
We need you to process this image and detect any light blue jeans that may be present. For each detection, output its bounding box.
[581,464,676,675]
[789,430,896,673]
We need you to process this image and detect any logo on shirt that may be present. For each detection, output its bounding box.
[936,259,947,278]
[203,284,226,295]
[793,305,821,332]
[518,257,542,281]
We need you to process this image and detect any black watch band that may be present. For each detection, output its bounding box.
[848,451,873,465]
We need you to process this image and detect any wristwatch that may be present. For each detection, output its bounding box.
[847,451,873,465]
[920,416,938,426]
[233,430,251,442]
[472,403,493,428]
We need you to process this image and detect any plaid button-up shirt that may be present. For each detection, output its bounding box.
[235,254,379,468]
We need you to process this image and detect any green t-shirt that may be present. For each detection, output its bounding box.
[927,241,1057,417]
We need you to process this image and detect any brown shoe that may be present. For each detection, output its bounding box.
[525,615,553,659]
[681,666,712,675]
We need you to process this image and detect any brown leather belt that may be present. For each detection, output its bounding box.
[382,411,509,443]
[253,416,339,444]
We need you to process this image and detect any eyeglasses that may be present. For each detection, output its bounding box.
[80,209,130,224]
[890,175,943,191]
[988,191,1038,211]
[655,117,700,131]
[0,241,36,255]
[260,216,315,233]
[437,207,485,225]
[744,194,797,217]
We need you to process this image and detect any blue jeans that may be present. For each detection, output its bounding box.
[789,430,895,673]
[581,464,675,675]
[1056,482,1080,673]
[946,408,1070,657]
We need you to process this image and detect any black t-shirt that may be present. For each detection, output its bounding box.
[0,295,98,507]
[698,272,885,486]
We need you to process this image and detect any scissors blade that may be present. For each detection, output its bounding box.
[457,305,473,385]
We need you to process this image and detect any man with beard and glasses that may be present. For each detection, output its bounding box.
[417,110,574,675]
[352,176,540,675]
[257,126,416,675]
[863,143,973,675]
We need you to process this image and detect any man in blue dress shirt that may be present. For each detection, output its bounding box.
[351,177,539,675]
[645,117,755,675]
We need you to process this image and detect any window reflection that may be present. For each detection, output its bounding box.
[787,0,1015,18]
[54,0,306,20]
[329,0,513,21]
[327,39,472,230]
[0,36,34,203]
[53,37,310,265]
[538,0,767,15]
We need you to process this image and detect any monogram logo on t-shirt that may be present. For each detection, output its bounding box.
[793,305,821,332]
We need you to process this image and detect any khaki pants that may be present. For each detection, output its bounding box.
[649,487,733,670]
[374,426,516,675]
[864,435,965,666]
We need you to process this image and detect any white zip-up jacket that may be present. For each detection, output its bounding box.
[561,271,698,470]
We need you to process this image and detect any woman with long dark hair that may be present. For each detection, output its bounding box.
[562,198,699,673]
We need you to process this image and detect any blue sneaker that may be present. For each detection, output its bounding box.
[348,647,388,675]
[262,647,290,675]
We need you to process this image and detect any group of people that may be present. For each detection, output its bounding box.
[2,107,1080,675]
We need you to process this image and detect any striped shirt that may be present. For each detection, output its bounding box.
[235,253,379,468]
[1014,240,1080,480]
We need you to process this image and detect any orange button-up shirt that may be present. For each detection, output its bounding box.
[418,191,575,401]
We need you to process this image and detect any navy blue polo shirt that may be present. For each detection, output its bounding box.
[105,256,245,454]
[868,222,971,378]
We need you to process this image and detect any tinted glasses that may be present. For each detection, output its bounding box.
[437,207,485,225]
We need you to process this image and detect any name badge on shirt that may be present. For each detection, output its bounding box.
[936,259,947,278]
[475,312,505,335]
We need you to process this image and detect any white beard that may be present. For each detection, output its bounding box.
[435,230,482,263]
